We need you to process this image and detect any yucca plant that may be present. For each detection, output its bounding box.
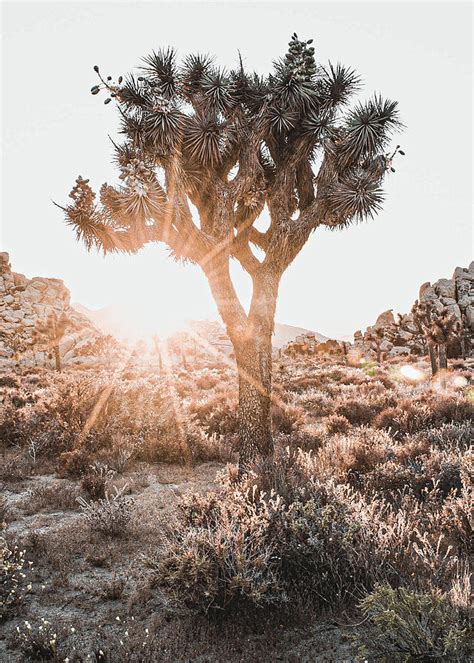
[32,310,78,371]
[411,300,462,380]
[60,35,403,472]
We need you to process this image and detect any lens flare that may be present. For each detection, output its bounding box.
[399,364,425,382]
[452,374,468,388]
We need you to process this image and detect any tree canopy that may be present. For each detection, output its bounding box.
[62,34,402,284]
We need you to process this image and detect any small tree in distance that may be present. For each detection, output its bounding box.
[33,311,77,371]
[60,34,403,472]
[411,299,462,381]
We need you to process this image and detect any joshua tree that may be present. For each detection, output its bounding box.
[0,330,30,365]
[409,302,428,355]
[365,326,386,363]
[32,311,75,371]
[411,300,462,379]
[79,334,121,367]
[60,35,402,471]
[151,334,163,373]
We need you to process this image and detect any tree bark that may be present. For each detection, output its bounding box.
[203,255,279,474]
[438,343,447,371]
[54,344,61,372]
[428,344,438,377]
[234,333,274,473]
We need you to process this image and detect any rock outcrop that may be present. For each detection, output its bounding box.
[355,262,474,359]
[0,253,102,366]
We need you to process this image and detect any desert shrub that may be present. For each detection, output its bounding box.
[80,467,112,501]
[373,402,433,438]
[194,372,220,390]
[1,537,31,622]
[95,572,126,601]
[281,424,324,452]
[23,481,80,514]
[13,617,68,661]
[427,394,474,427]
[315,428,392,485]
[335,399,378,426]
[0,495,8,526]
[58,447,93,477]
[290,388,333,417]
[184,423,234,464]
[424,422,473,451]
[271,402,304,434]
[323,414,351,434]
[188,391,239,436]
[152,488,283,611]
[0,453,32,482]
[357,585,472,662]
[78,488,135,537]
[0,374,19,388]
[242,446,317,504]
[153,453,386,614]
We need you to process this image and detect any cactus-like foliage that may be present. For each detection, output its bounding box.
[411,300,462,376]
[60,34,402,263]
[32,311,79,371]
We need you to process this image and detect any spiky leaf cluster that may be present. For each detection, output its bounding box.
[411,300,462,345]
[62,35,402,260]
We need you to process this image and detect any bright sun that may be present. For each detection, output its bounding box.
[111,299,187,341]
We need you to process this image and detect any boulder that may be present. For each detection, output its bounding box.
[0,255,105,366]
[13,272,28,288]
[375,310,395,327]
[390,346,410,356]
[434,278,455,299]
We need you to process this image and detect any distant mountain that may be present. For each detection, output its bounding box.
[272,323,328,348]
[73,303,330,348]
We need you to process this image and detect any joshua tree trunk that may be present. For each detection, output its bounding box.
[438,343,447,389]
[234,333,274,472]
[206,261,279,474]
[438,343,447,370]
[428,343,438,377]
[54,344,61,372]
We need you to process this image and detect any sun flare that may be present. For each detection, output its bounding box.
[399,364,425,383]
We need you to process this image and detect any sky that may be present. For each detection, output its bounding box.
[1,1,473,339]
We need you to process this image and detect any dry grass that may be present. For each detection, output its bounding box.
[0,357,472,661]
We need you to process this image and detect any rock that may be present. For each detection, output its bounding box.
[12,272,28,288]
[420,285,437,302]
[466,306,474,330]
[434,278,455,299]
[440,297,457,306]
[0,255,105,366]
[390,346,410,356]
[398,329,413,342]
[375,310,395,327]
[357,262,474,360]
[59,335,76,356]
[29,278,48,291]
[380,339,392,352]
[419,282,431,297]
[0,253,10,269]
